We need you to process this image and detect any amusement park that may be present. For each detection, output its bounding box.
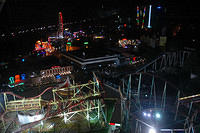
[0,1,200,133]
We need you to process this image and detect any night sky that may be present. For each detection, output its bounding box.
[0,0,199,31]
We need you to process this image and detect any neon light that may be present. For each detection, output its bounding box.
[94,36,104,39]
[56,75,61,79]
[84,42,89,45]
[9,77,15,84]
[67,42,71,45]
[21,74,26,80]
[51,66,61,69]
[133,57,136,61]
[137,6,139,17]
[142,7,146,29]
[136,6,140,26]
[8,82,24,88]
[15,75,21,83]
[109,123,115,125]
[148,5,152,28]
[22,58,25,62]
[58,12,64,38]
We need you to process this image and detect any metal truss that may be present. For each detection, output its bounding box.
[175,93,200,133]
[119,73,180,133]
[136,50,191,73]
[0,79,106,132]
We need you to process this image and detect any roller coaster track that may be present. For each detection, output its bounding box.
[0,80,105,132]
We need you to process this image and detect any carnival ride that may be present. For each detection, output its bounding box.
[0,74,107,132]
[34,40,55,56]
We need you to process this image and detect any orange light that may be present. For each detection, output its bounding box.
[15,75,20,83]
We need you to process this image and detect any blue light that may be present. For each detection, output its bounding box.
[56,75,61,79]
[22,58,25,62]
[21,74,26,80]
[157,6,162,9]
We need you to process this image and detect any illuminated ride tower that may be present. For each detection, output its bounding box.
[58,12,64,38]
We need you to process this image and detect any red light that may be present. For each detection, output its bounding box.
[122,38,127,41]
[109,123,115,125]
[133,57,136,61]
[124,24,127,27]
[51,66,61,69]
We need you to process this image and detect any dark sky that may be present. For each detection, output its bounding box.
[0,0,100,29]
[0,0,199,31]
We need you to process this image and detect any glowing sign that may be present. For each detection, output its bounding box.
[9,74,26,87]
[15,75,21,83]
[8,82,24,88]
[9,77,15,84]
[21,74,26,80]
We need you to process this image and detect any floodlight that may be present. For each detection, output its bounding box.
[155,113,161,119]
[143,112,147,116]
[147,113,151,117]
[149,128,156,133]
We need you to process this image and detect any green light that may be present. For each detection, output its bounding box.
[67,42,71,45]
[8,82,24,88]
[84,42,89,45]
[9,77,15,84]
[18,82,24,86]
